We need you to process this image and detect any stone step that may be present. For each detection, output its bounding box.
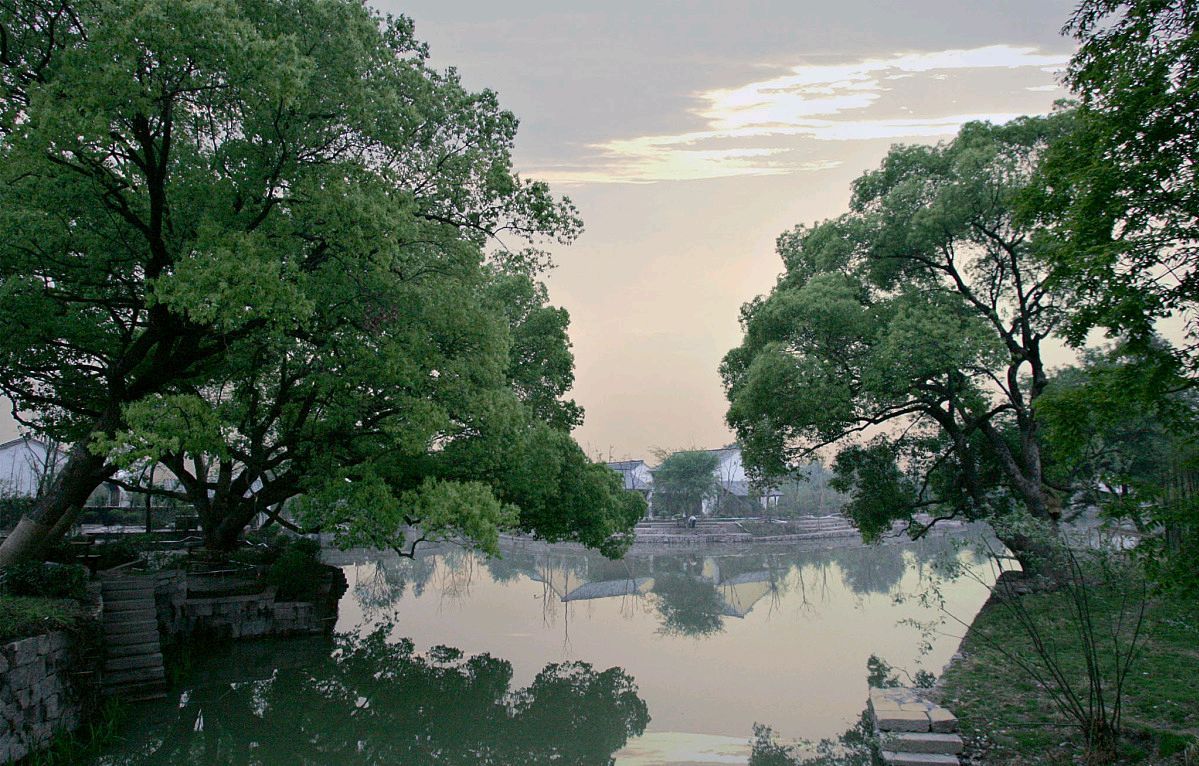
[104,653,163,672]
[104,605,155,619]
[106,630,160,646]
[105,680,167,701]
[105,599,156,612]
[874,709,931,732]
[104,665,165,685]
[880,732,964,755]
[106,641,162,658]
[881,752,959,766]
[104,618,158,635]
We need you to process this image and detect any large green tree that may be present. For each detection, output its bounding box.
[651,449,719,517]
[0,0,641,564]
[722,115,1076,574]
[1041,0,1199,374]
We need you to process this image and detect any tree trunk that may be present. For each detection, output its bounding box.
[994,523,1067,587]
[0,443,114,567]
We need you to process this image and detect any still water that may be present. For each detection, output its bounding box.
[92,536,995,765]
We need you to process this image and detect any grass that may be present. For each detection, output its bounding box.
[939,578,1199,765]
[0,595,83,642]
[22,698,126,766]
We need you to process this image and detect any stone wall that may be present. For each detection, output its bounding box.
[0,632,84,763]
[153,566,347,643]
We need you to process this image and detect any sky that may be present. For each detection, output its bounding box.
[363,0,1078,462]
[0,1,1081,458]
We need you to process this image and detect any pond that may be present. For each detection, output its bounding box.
[89,535,996,765]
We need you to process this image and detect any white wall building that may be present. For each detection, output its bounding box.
[0,437,66,498]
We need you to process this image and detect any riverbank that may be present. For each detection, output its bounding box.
[937,575,1199,764]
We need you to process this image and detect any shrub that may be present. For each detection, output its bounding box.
[1,561,89,601]
[265,537,324,601]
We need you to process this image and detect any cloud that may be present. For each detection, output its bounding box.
[533,45,1070,184]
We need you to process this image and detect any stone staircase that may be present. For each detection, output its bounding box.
[868,687,963,765]
[100,574,166,700]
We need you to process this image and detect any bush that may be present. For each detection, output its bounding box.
[0,595,83,642]
[1,561,89,601]
[261,536,324,601]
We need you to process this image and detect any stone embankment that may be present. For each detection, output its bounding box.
[868,686,964,766]
[632,515,862,546]
[0,632,85,763]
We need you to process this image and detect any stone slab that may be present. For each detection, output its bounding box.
[880,732,963,755]
[881,751,960,766]
[928,707,959,733]
[875,710,931,732]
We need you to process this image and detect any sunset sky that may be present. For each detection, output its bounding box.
[371,1,1078,461]
[0,2,1081,460]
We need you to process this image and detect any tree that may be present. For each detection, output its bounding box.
[1040,1,1199,376]
[0,0,641,563]
[722,115,1077,576]
[1037,342,1199,595]
[651,449,719,517]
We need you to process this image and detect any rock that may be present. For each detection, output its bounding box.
[928,707,959,733]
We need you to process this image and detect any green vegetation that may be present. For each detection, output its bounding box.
[0,595,83,642]
[652,449,720,517]
[940,579,1199,764]
[263,537,325,601]
[0,0,642,565]
[722,114,1076,575]
[0,561,88,601]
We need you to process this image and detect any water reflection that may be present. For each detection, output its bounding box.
[95,629,649,765]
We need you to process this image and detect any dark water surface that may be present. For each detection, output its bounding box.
[90,536,994,765]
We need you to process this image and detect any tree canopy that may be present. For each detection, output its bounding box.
[0,0,641,563]
[1040,0,1199,375]
[722,115,1076,570]
[651,450,719,517]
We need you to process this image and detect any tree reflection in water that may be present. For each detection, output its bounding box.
[650,573,727,637]
[102,629,649,766]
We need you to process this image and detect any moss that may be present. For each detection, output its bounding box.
[0,595,83,643]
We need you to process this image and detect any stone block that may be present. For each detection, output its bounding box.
[875,710,930,732]
[928,708,958,733]
[10,637,40,667]
[880,732,963,755]
[881,752,959,765]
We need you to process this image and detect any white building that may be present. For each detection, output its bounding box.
[0,437,66,498]
[702,446,781,515]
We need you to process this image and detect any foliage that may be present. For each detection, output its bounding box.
[1036,343,1199,595]
[98,627,650,764]
[22,698,126,766]
[1038,1,1199,379]
[0,560,88,600]
[722,115,1078,572]
[264,537,325,601]
[0,0,641,563]
[0,595,83,642]
[652,450,720,517]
